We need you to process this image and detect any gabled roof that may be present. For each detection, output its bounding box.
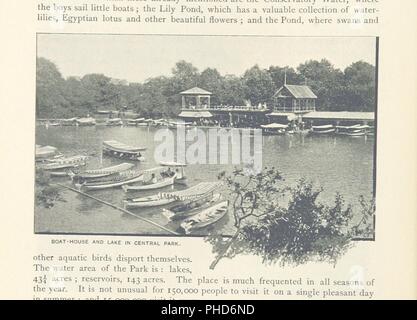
[274,85,317,99]
[180,87,212,95]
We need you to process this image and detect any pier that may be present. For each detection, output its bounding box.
[177,85,374,128]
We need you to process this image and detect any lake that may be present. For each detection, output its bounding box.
[35,125,375,236]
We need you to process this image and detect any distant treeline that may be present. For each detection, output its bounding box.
[36,57,376,119]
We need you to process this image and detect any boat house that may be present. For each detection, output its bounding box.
[178,87,214,124]
[267,84,317,124]
[272,84,317,113]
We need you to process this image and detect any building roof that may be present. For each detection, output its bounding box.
[180,87,212,96]
[178,110,213,118]
[274,85,317,99]
[303,111,375,121]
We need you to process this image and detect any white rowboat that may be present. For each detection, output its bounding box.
[75,170,143,191]
[124,195,176,209]
[180,200,229,234]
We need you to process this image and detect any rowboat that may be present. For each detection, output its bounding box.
[35,145,59,161]
[336,124,369,137]
[76,117,96,126]
[75,170,144,191]
[106,118,123,126]
[102,140,146,161]
[38,156,89,171]
[123,194,176,209]
[367,126,375,136]
[152,119,167,127]
[159,161,188,185]
[345,130,366,137]
[96,110,112,115]
[126,118,146,126]
[163,193,222,221]
[261,123,288,135]
[168,121,193,129]
[49,170,74,177]
[180,200,229,234]
[310,125,335,135]
[122,167,176,192]
[124,181,222,209]
[61,118,78,126]
[69,163,135,182]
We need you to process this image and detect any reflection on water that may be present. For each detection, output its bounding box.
[35,125,375,236]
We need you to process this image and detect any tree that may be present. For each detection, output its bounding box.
[198,68,223,105]
[171,60,199,92]
[220,75,246,106]
[268,66,300,89]
[36,58,69,117]
[242,65,275,106]
[343,61,376,112]
[297,59,346,111]
[135,77,172,117]
[36,58,376,118]
[206,167,374,269]
[79,74,119,113]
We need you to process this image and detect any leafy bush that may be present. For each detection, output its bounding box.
[207,167,375,269]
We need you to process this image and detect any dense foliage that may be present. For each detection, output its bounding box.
[36,57,376,118]
[207,168,375,269]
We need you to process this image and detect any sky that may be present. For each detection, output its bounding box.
[37,34,377,83]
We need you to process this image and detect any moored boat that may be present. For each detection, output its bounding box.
[336,124,369,137]
[163,193,222,221]
[61,118,78,126]
[123,194,176,209]
[122,167,176,192]
[260,123,288,135]
[159,161,188,185]
[37,155,89,171]
[168,121,192,129]
[75,170,144,191]
[102,140,146,161]
[367,126,375,136]
[35,145,59,161]
[106,118,123,126]
[76,117,96,126]
[124,181,222,209]
[152,119,167,127]
[69,163,135,182]
[180,200,229,234]
[310,124,335,135]
[126,118,146,126]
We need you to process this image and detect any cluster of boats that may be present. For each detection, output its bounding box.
[43,117,187,128]
[310,124,374,137]
[35,141,229,234]
[124,182,228,234]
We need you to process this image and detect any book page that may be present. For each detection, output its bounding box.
[0,0,416,301]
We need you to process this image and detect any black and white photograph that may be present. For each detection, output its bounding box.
[35,34,377,267]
